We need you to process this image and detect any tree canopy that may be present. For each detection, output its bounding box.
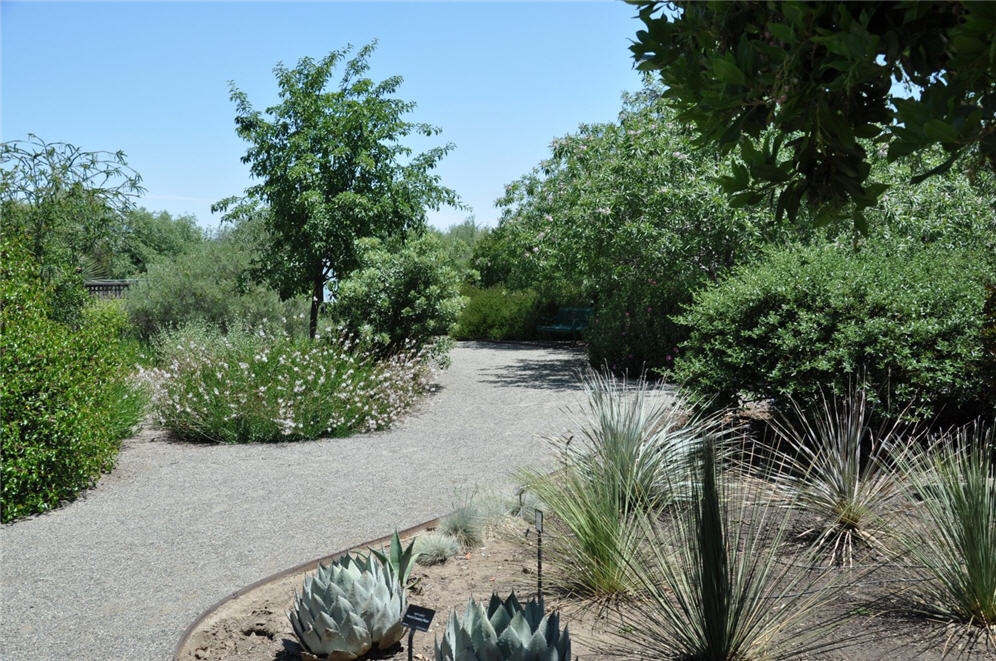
[0,134,144,280]
[215,42,460,338]
[630,1,996,231]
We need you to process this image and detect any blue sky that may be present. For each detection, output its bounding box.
[2,1,644,230]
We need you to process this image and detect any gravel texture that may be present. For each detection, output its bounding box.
[0,341,587,660]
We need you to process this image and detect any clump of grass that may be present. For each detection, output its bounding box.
[438,486,514,549]
[414,532,460,566]
[895,421,996,637]
[440,500,485,549]
[519,372,724,599]
[617,440,841,660]
[767,385,916,565]
[522,462,646,598]
[562,370,720,510]
[145,323,435,443]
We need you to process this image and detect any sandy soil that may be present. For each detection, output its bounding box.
[177,516,995,661]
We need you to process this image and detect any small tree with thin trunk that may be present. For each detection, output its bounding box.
[215,42,459,339]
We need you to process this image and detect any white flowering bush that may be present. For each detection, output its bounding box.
[145,323,436,443]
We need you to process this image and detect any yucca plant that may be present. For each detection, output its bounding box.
[767,385,917,565]
[562,370,720,510]
[617,440,841,660]
[519,372,721,598]
[894,421,996,638]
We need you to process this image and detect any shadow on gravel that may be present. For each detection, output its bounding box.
[477,354,586,390]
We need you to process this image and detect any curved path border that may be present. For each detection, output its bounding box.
[172,514,443,660]
[0,342,586,660]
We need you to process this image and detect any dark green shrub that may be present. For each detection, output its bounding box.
[452,285,548,341]
[586,274,686,374]
[673,242,993,423]
[1,239,143,522]
[125,229,308,341]
[332,235,464,353]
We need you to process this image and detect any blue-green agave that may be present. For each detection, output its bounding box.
[435,592,571,661]
[288,552,407,661]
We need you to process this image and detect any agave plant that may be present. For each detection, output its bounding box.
[435,592,571,661]
[288,552,407,661]
[370,530,419,585]
[894,421,996,636]
[767,385,918,565]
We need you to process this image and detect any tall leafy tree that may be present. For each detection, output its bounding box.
[630,1,996,232]
[215,42,460,338]
[0,134,144,281]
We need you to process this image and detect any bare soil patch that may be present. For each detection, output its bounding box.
[177,516,994,661]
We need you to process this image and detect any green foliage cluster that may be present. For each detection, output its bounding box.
[585,276,684,375]
[487,84,781,368]
[217,42,459,338]
[112,208,204,277]
[1,135,144,282]
[631,1,996,231]
[431,217,491,280]
[451,285,546,341]
[124,224,308,341]
[1,239,143,523]
[149,324,436,444]
[673,242,994,422]
[332,234,464,354]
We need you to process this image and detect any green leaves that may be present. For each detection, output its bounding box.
[218,43,459,338]
[630,1,996,235]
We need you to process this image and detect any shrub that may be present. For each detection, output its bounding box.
[673,242,994,423]
[147,324,435,443]
[1,240,143,522]
[125,229,308,341]
[332,234,464,354]
[586,275,687,375]
[451,285,547,341]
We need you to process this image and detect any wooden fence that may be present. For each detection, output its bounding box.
[84,280,138,300]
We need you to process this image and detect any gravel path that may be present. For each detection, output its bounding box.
[0,341,587,661]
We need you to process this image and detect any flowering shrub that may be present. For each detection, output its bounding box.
[146,324,437,443]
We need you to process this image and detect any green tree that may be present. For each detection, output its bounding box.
[630,1,996,231]
[0,134,144,281]
[216,43,460,339]
[113,208,204,277]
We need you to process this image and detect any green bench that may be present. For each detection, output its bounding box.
[537,307,593,338]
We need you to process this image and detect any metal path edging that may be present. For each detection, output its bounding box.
[172,515,443,661]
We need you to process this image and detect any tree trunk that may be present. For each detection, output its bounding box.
[309,273,323,340]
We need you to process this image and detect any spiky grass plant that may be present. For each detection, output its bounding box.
[617,440,841,660]
[521,461,647,597]
[519,373,724,598]
[894,421,996,637]
[768,386,916,565]
[562,370,723,510]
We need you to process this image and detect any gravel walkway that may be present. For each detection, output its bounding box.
[0,341,587,661]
